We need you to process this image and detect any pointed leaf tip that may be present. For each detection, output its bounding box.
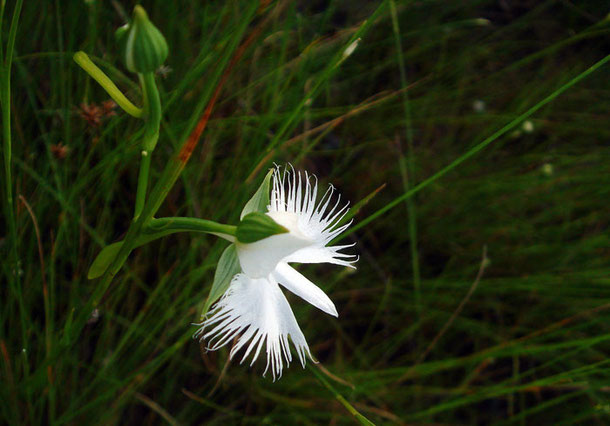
[88,242,123,279]
[240,168,274,220]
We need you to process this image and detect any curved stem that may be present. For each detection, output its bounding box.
[68,3,261,354]
[145,217,236,238]
[134,72,161,220]
[88,218,236,280]
[1,0,25,343]
[1,1,32,423]
[139,72,161,151]
[134,151,151,221]
[73,51,143,118]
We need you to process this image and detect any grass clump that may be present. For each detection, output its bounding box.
[1,1,609,424]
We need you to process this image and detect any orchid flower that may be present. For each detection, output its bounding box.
[195,166,357,380]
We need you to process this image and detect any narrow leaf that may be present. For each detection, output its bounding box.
[88,242,123,280]
[240,168,274,220]
[201,244,241,317]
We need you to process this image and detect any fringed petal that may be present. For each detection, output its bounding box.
[194,273,313,381]
[284,244,358,268]
[267,166,356,256]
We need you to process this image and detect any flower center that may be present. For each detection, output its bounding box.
[266,210,309,240]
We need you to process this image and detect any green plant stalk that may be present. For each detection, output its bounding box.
[64,3,258,349]
[134,72,161,221]
[390,0,422,320]
[0,1,4,60]
[308,365,375,425]
[66,142,201,350]
[1,0,23,282]
[346,53,610,238]
[145,217,236,237]
[134,152,151,221]
[139,72,161,151]
[87,218,235,279]
[73,51,143,118]
[1,0,28,422]
[1,0,24,335]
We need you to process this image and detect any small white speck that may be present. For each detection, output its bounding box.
[141,150,148,157]
[541,163,553,176]
[342,38,360,59]
[522,120,534,133]
[88,308,100,324]
[472,100,486,113]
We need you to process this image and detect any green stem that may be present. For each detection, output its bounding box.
[139,72,161,151]
[134,151,151,221]
[88,220,235,280]
[2,0,23,274]
[145,217,236,237]
[1,1,28,422]
[75,156,214,338]
[308,365,375,426]
[73,51,143,118]
[66,4,258,349]
[1,0,24,333]
[134,72,161,221]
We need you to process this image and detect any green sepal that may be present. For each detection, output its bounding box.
[236,212,288,244]
[200,245,241,318]
[115,23,130,44]
[240,168,274,220]
[124,5,168,73]
[115,23,130,61]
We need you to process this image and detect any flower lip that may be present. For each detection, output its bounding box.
[195,273,313,381]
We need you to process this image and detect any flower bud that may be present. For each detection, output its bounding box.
[236,212,288,244]
[124,6,168,73]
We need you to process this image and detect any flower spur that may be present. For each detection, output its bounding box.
[195,166,357,380]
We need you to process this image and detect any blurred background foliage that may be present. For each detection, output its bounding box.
[1,0,609,424]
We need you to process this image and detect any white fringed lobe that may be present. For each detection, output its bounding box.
[195,273,312,381]
[195,166,357,380]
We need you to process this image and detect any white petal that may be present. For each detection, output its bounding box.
[284,244,358,268]
[268,167,355,251]
[194,273,313,381]
[236,232,311,278]
[236,166,357,279]
[272,262,338,317]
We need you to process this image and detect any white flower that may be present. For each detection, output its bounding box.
[195,167,357,380]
